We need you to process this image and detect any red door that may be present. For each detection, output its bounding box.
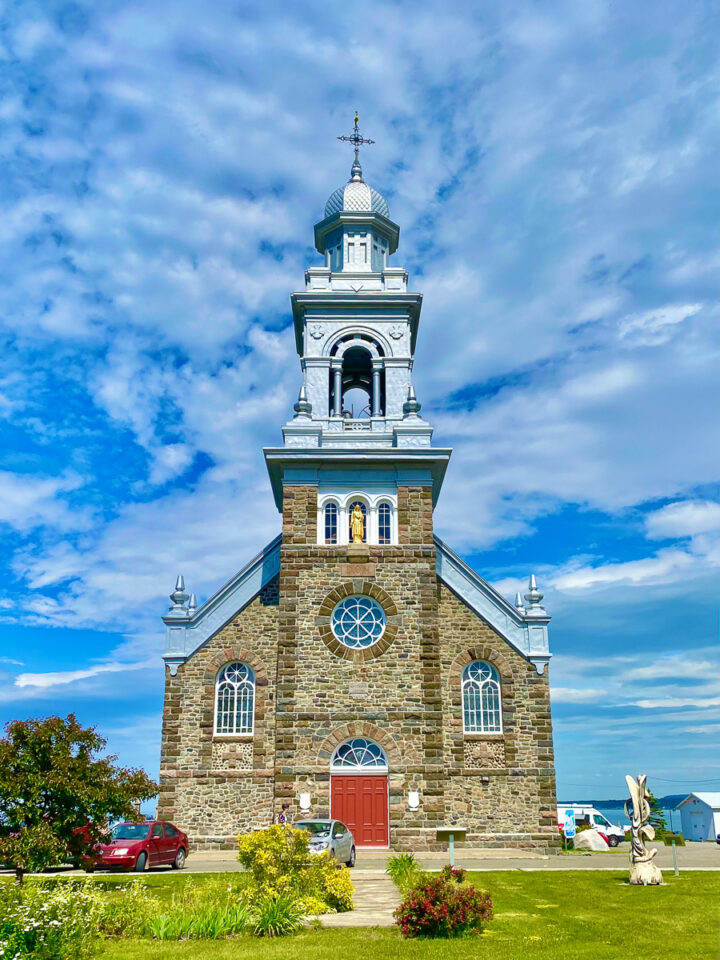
[331,775,388,847]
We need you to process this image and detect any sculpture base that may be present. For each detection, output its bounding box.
[628,860,663,885]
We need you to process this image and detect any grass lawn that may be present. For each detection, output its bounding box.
[94,870,719,960]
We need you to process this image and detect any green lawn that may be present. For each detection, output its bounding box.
[94,870,719,960]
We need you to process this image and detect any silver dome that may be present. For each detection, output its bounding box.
[324,178,390,219]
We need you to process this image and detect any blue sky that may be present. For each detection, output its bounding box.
[0,0,717,805]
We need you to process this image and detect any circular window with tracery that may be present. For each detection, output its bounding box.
[331,595,386,649]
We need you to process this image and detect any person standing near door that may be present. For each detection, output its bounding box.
[277,803,291,826]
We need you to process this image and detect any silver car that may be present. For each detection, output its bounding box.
[295,819,356,867]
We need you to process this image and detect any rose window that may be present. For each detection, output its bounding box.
[331,595,386,649]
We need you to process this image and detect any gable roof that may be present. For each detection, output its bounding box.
[677,792,720,810]
[162,535,281,673]
[434,536,551,673]
[162,534,551,675]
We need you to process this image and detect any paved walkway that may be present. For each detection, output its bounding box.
[320,874,399,928]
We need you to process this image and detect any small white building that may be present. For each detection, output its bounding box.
[677,793,720,842]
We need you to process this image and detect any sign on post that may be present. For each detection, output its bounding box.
[563,809,576,839]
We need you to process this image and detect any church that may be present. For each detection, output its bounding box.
[157,119,558,852]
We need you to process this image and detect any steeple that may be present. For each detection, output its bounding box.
[264,124,451,515]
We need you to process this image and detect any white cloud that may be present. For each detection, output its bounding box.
[0,0,715,796]
[618,303,703,345]
[550,548,703,590]
[0,470,88,532]
[551,687,606,703]
[634,696,720,709]
[645,500,720,540]
[14,659,156,689]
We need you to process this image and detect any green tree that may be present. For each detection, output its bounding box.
[0,714,157,882]
[647,791,668,840]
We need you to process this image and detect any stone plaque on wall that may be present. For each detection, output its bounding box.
[464,739,506,770]
[348,681,368,699]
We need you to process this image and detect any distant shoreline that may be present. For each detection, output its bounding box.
[560,794,685,809]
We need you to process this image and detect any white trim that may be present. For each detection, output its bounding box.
[329,737,389,772]
[213,662,255,736]
[317,490,397,545]
[461,661,503,735]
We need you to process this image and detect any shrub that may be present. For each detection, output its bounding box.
[237,826,311,899]
[250,893,305,937]
[394,871,493,939]
[0,879,104,960]
[386,853,420,894]
[439,865,467,883]
[320,863,354,912]
[236,826,353,914]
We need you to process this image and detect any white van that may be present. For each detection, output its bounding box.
[557,804,626,847]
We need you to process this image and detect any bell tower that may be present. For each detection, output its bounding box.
[265,115,451,531]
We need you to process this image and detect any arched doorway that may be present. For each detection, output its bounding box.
[330,738,389,847]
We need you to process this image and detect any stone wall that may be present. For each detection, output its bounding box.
[275,483,445,841]
[156,577,279,849]
[157,480,558,853]
[438,582,559,851]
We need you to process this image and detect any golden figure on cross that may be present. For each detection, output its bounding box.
[350,504,365,543]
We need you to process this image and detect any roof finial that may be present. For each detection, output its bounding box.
[293,384,312,419]
[187,593,197,614]
[515,591,526,615]
[168,574,190,615]
[337,111,375,182]
[524,574,547,618]
[403,384,422,418]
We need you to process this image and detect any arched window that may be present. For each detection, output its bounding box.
[331,738,388,773]
[462,662,502,733]
[324,501,338,544]
[348,500,367,543]
[378,502,392,544]
[215,662,255,735]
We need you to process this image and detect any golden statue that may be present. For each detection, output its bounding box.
[350,504,365,543]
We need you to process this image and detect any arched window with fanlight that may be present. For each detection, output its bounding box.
[462,661,502,733]
[347,500,367,543]
[215,662,255,735]
[324,501,338,544]
[377,501,392,544]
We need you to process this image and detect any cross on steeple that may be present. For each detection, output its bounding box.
[337,112,375,180]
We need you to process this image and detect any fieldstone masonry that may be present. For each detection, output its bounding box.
[158,483,559,852]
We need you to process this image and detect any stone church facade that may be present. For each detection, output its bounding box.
[157,136,558,852]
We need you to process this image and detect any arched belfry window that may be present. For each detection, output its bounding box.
[215,662,255,735]
[348,500,367,543]
[324,501,338,544]
[462,662,502,733]
[330,738,388,773]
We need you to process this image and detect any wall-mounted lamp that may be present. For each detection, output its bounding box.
[299,792,311,814]
[480,775,490,784]
[408,790,420,812]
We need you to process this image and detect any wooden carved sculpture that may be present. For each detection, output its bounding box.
[624,774,663,885]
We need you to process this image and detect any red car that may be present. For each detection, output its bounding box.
[92,821,189,872]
